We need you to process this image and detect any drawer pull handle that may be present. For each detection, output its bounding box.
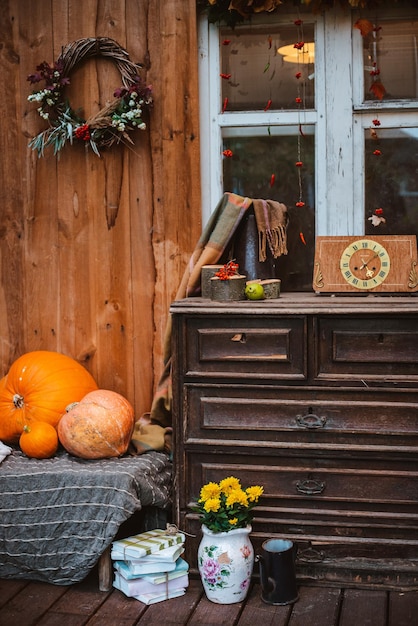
[231,333,246,343]
[296,478,326,496]
[296,412,327,429]
[297,546,325,563]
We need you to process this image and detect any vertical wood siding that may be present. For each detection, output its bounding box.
[0,0,201,419]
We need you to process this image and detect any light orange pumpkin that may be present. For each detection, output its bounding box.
[19,421,59,459]
[0,350,98,443]
[58,389,135,459]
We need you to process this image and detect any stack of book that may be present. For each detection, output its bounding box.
[111,528,189,605]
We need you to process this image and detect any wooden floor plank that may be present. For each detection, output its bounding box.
[237,583,292,626]
[339,589,387,626]
[84,589,147,626]
[388,590,418,626]
[134,579,203,625]
[2,576,418,624]
[0,580,68,625]
[35,582,110,621]
[36,611,90,626]
[0,578,30,608]
[187,584,244,625]
[288,586,341,626]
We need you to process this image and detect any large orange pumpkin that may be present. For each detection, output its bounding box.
[0,351,98,443]
[58,389,135,459]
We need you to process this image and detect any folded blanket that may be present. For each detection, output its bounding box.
[131,192,288,449]
[130,413,172,457]
[149,192,254,430]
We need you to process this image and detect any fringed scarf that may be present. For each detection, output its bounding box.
[252,199,289,261]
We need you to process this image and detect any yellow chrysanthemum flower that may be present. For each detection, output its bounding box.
[203,497,221,513]
[199,482,221,502]
[246,485,264,502]
[219,476,241,493]
[195,476,264,532]
[226,488,248,508]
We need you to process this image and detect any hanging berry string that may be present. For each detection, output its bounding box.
[220,38,232,113]
[354,17,386,100]
[368,117,386,226]
[294,17,306,209]
[263,33,276,187]
[354,17,388,227]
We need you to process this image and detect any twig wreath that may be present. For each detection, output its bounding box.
[27,37,153,157]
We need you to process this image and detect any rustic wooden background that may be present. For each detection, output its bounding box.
[0,0,201,419]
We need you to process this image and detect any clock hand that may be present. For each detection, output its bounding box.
[359,252,379,271]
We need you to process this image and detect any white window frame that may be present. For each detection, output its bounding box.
[198,5,418,235]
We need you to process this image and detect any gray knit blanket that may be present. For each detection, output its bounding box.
[0,448,172,585]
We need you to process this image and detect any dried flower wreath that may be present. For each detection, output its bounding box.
[27,37,152,157]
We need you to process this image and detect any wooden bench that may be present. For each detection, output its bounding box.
[0,448,172,589]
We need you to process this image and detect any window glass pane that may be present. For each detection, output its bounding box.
[220,24,315,111]
[365,128,418,235]
[222,127,315,291]
[362,19,418,101]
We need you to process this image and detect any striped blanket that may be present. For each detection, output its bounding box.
[0,448,172,585]
[148,192,289,429]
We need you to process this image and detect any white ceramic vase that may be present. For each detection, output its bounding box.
[198,524,254,604]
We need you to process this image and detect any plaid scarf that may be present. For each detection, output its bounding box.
[131,192,288,448]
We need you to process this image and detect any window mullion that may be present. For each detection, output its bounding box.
[199,19,223,226]
[323,7,356,234]
[314,14,327,235]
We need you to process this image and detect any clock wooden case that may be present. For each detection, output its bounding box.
[313,235,418,293]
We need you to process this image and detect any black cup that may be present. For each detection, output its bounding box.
[256,539,299,606]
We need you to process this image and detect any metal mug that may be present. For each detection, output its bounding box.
[256,538,299,606]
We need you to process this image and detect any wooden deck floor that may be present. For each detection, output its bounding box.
[1,572,418,626]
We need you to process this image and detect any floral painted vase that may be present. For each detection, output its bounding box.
[198,524,254,604]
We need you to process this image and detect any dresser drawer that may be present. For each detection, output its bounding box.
[316,315,418,382]
[184,453,418,514]
[180,452,418,577]
[181,315,306,380]
[184,383,418,449]
[180,509,418,588]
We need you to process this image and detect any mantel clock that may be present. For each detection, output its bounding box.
[313,235,418,293]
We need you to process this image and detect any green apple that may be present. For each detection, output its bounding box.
[245,283,265,300]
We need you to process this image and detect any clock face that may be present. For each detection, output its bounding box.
[339,238,391,290]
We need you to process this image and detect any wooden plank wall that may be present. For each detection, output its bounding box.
[0,0,201,419]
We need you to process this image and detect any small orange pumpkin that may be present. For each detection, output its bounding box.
[0,350,98,443]
[58,389,135,459]
[19,421,59,459]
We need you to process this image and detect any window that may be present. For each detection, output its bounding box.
[198,4,418,291]
[359,18,418,101]
[364,127,418,236]
[219,23,315,111]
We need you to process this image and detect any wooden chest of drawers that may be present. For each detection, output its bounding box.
[170,294,418,589]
